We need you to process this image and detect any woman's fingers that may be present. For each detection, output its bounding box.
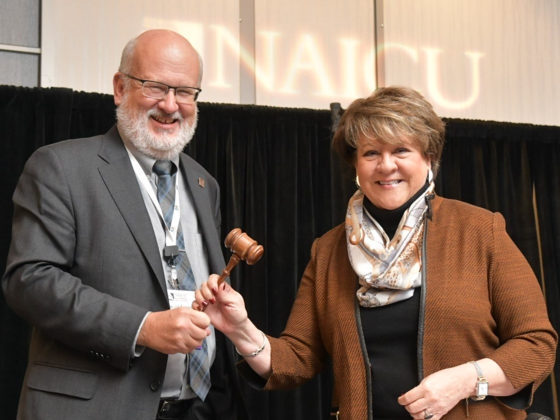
[410,408,439,420]
[194,274,224,310]
[399,366,472,419]
[193,288,207,311]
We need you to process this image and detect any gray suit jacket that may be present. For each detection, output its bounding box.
[2,126,246,420]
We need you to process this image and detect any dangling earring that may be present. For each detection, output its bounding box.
[355,175,361,189]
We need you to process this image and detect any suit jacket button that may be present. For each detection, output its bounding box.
[150,381,161,392]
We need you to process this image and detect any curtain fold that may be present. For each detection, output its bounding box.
[437,119,540,276]
[529,136,560,418]
[1,85,559,419]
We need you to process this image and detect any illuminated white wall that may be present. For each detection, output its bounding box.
[253,1,375,109]
[42,0,560,125]
[382,0,560,125]
[42,0,241,104]
[42,0,374,109]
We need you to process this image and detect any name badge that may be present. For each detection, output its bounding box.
[168,290,196,309]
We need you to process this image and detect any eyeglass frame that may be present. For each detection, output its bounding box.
[123,73,202,103]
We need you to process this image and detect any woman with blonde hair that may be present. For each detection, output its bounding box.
[196,86,557,419]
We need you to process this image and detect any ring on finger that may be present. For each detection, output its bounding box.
[424,410,434,420]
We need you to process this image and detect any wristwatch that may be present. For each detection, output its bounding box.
[468,361,489,400]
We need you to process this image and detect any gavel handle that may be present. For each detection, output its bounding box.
[217,254,241,286]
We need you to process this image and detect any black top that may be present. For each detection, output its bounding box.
[360,182,428,419]
[362,181,429,239]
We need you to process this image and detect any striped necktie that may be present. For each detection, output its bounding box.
[152,160,211,400]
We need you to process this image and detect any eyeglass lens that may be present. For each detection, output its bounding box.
[142,81,198,103]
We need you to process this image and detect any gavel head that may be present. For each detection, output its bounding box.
[224,228,264,265]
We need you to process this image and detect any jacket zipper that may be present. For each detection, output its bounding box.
[417,220,428,382]
[355,277,374,420]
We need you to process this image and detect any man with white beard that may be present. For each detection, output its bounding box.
[2,30,247,420]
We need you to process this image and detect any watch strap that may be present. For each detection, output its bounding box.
[468,361,488,400]
[468,361,484,377]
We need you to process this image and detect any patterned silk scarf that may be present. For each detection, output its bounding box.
[346,180,435,307]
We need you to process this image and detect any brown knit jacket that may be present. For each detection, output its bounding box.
[258,196,557,419]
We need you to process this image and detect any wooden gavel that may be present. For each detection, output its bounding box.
[217,228,264,286]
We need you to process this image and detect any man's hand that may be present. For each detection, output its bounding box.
[137,307,211,354]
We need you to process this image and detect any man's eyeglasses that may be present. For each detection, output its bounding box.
[123,74,201,104]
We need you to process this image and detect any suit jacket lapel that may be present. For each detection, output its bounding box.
[97,126,167,296]
[179,154,225,273]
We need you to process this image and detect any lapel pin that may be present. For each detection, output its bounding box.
[198,177,205,188]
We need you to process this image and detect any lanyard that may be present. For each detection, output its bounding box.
[126,148,182,249]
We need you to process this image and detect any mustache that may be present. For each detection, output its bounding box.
[146,108,184,122]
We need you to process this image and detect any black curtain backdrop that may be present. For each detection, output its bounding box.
[1,85,559,419]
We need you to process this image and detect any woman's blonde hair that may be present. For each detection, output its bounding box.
[332,86,446,177]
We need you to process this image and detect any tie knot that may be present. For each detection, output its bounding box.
[153,160,174,177]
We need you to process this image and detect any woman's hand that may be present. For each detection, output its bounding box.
[194,274,273,379]
[398,359,517,419]
[193,274,248,336]
[398,364,474,419]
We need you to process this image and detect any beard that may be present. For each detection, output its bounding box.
[116,93,198,160]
